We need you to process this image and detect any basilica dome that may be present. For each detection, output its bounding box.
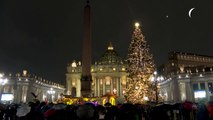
[97,42,125,65]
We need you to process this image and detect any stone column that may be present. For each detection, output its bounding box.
[77,78,81,97]
[37,89,42,101]
[97,78,100,96]
[119,77,123,97]
[103,78,105,95]
[169,83,172,101]
[26,81,34,102]
[16,85,21,103]
[190,83,195,102]
[111,78,113,94]
[116,77,119,95]
[185,81,193,101]
[8,85,11,92]
[24,86,29,103]
[173,78,180,102]
[94,78,96,96]
[66,79,71,95]
[205,82,210,101]
[0,86,3,102]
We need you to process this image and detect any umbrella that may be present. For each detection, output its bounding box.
[44,109,56,118]
[161,104,173,110]
[120,103,135,111]
[76,105,94,119]
[16,104,31,117]
[182,101,193,110]
[207,102,213,116]
[84,102,95,108]
[104,102,112,107]
[0,103,6,110]
[96,105,106,113]
[52,103,66,110]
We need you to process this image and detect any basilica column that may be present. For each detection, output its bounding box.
[185,81,193,101]
[173,78,180,102]
[103,78,105,95]
[119,77,123,96]
[205,82,210,101]
[97,78,100,96]
[16,84,21,103]
[116,77,119,95]
[168,83,172,101]
[111,78,113,94]
[77,78,81,97]
[94,78,97,96]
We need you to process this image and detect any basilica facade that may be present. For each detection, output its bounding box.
[66,43,128,98]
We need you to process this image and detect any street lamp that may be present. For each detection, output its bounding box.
[152,71,159,103]
[47,88,55,102]
[152,72,165,103]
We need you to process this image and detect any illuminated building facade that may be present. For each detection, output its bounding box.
[66,43,128,98]
[0,70,65,103]
[159,52,213,103]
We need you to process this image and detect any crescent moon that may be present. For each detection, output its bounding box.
[189,8,195,18]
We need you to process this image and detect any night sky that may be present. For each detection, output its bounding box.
[0,0,213,85]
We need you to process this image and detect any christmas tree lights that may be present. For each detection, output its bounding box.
[125,22,156,104]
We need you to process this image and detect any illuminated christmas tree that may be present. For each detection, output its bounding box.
[125,22,156,104]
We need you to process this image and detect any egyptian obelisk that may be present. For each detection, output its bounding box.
[81,0,92,97]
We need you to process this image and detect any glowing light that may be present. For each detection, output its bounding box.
[71,61,77,67]
[43,95,47,101]
[0,78,8,85]
[47,88,55,94]
[0,73,3,78]
[143,96,149,101]
[113,68,116,71]
[72,82,76,86]
[151,77,154,82]
[194,91,206,98]
[135,22,140,28]
[157,77,160,81]
[23,70,27,76]
[107,42,114,50]
[160,76,164,81]
[106,79,110,85]
[1,94,14,101]
[113,88,117,94]
[78,61,81,66]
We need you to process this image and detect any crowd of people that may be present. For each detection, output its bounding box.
[0,100,213,120]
